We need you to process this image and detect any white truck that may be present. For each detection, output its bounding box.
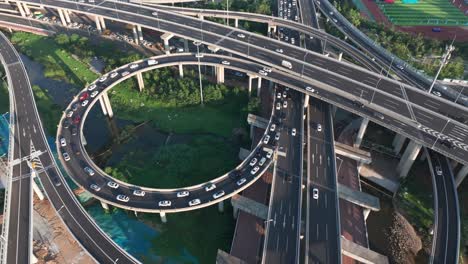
[281,60,292,69]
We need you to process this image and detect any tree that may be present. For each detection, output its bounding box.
[54,34,70,45]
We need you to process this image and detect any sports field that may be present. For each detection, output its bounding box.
[377,0,468,26]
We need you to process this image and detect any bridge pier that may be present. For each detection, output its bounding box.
[17,2,26,17]
[161,33,174,55]
[94,15,102,33]
[354,117,369,148]
[99,91,113,118]
[234,18,239,28]
[31,172,45,200]
[396,141,422,178]
[304,94,309,108]
[81,130,87,146]
[218,200,224,213]
[100,201,110,211]
[22,3,31,16]
[178,63,184,78]
[268,23,277,34]
[160,212,167,223]
[216,66,224,84]
[100,16,106,30]
[247,74,261,97]
[363,208,370,220]
[250,124,254,139]
[137,25,143,42]
[58,9,67,26]
[392,134,406,154]
[184,38,189,52]
[132,25,139,45]
[136,72,144,92]
[64,10,71,24]
[198,14,204,20]
[456,165,468,187]
[338,52,343,61]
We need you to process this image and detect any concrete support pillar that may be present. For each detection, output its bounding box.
[248,75,253,96]
[304,94,310,108]
[23,3,31,16]
[99,95,108,116]
[396,141,422,178]
[257,77,262,97]
[99,16,106,30]
[250,124,254,139]
[354,117,369,148]
[94,15,101,33]
[363,208,370,220]
[332,105,337,117]
[163,39,170,54]
[31,173,45,200]
[216,66,224,84]
[268,24,277,33]
[392,134,406,154]
[102,91,113,118]
[132,25,139,45]
[160,212,167,223]
[233,205,239,219]
[184,39,189,52]
[100,201,109,211]
[64,10,71,24]
[136,72,144,92]
[338,52,343,61]
[456,165,468,187]
[137,25,143,41]
[134,211,138,217]
[58,9,67,26]
[81,131,87,146]
[178,64,184,78]
[17,2,26,17]
[218,200,224,213]
[234,18,239,28]
[419,151,426,161]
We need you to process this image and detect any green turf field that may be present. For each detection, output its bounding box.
[378,0,468,26]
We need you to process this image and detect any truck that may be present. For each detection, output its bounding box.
[281,60,292,69]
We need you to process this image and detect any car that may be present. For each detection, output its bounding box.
[275,132,281,141]
[266,150,273,159]
[259,70,267,76]
[79,92,89,101]
[177,190,190,197]
[353,100,365,108]
[50,172,61,187]
[317,124,322,132]
[110,72,119,78]
[432,91,442,97]
[291,38,295,45]
[249,158,258,166]
[236,178,247,186]
[283,91,287,98]
[275,48,283,53]
[250,166,260,175]
[144,59,157,67]
[283,101,288,108]
[292,128,297,136]
[90,91,99,98]
[67,110,74,118]
[71,143,80,155]
[286,175,292,182]
[276,102,281,110]
[116,195,129,202]
[72,103,79,111]
[332,19,338,23]
[130,63,139,69]
[212,190,225,199]
[277,92,282,99]
[373,112,385,120]
[90,184,101,191]
[306,86,315,93]
[133,190,146,196]
[205,183,216,192]
[84,167,95,176]
[221,60,230,65]
[237,33,245,38]
[60,137,66,147]
[81,100,89,107]
[71,126,78,136]
[73,115,81,124]
[195,53,204,58]
[98,76,107,82]
[432,27,441,32]
[396,64,404,70]
[152,11,158,16]
[329,11,334,15]
[62,152,70,161]
[88,84,97,91]
[435,166,442,176]
[121,71,130,77]
[441,139,455,149]
[263,135,270,144]
[258,157,267,166]
[158,200,171,207]
[63,119,70,129]
[270,124,276,132]
[188,198,201,206]
[107,181,119,189]
[313,188,319,199]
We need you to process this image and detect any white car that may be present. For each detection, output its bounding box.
[263,135,270,144]
[435,166,443,176]
[122,71,130,77]
[275,48,283,53]
[177,191,190,197]
[282,91,287,98]
[277,92,282,99]
[158,200,171,207]
[263,67,272,73]
[81,100,89,107]
[292,128,297,136]
[266,151,273,159]
[213,190,225,199]
[188,198,201,206]
[98,76,107,82]
[250,166,260,175]
[147,59,158,66]
[107,181,119,189]
[275,132,280,141]
[133,190,146,196]
[84,167,95,176]
[236,178,247,186]
[195,53,204,58]
[249,158,258,166]
[90,91,99,98]
[259,70,267,76]
[432,91,442,97]
[90,184,101,191]
[221,60,230,65]
[283,101,288,108]
[237,33,245,38]
[116,194,129,202]
[276,102,281,110]
[110,72,119,78]
[306,86,315,93]
[130,63,139,70]
[313,188,319,199]
[317,124,322,132]
[88,84,97,91]
[258,157,267,166]
[270,124,276,132]
[62,152,70,161]
[60,137,66,147]
[205,183,216,192]
[152,11,158,16]
[67,111,74,118]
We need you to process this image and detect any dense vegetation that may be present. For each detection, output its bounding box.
[0,67,8,114]
[329,0,466,79]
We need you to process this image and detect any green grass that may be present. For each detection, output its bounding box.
[31,85,62,135]
[10,32,99,86]
[378,0,468,26]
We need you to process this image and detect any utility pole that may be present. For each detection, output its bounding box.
[428,37,456,94]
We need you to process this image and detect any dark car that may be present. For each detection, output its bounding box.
[71,143,81,155]
[49,171,62,187]
[229,170,241,180]
[353,100,365,108]
[71,126,78,136]
[440,139,455,149]
[73,115,81,124]
[432,27,441,32]
[63,119,70,129]
[72,103,79,111]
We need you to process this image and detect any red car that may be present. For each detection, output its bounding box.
[79,92,89,101]
[73,115,81,124]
